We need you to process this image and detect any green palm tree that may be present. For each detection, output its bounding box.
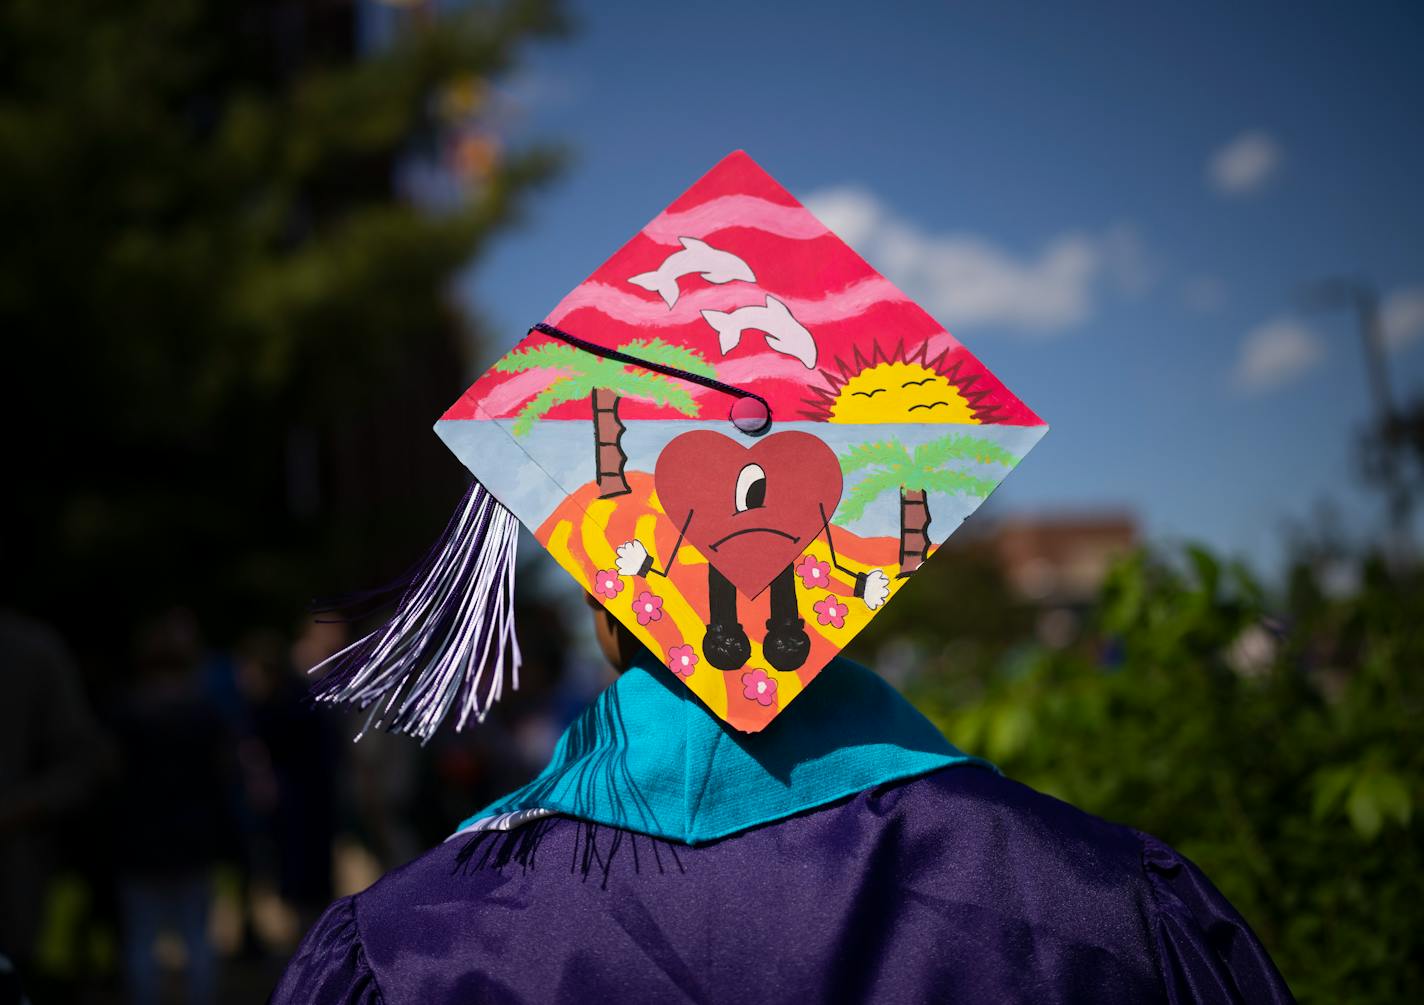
[495,338,715,498]
[838,435,1019,574]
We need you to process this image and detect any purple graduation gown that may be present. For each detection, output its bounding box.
[272,765,1292,1003]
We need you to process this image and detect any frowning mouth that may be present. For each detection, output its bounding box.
[708,527,800,551]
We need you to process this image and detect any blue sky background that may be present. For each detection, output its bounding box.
[411,1,1424,575]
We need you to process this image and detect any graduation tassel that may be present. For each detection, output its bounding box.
[309,479,522,743]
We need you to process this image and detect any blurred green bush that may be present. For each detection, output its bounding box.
[882,546,1421,1001]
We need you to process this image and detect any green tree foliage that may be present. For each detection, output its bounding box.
[496,337,714,435]
[892,546,1423,1002]
[838,435,1017,521]
[0,0,566,647]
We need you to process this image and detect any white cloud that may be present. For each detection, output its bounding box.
[1233,319,1325,392]
[1208,131,1282,196]
[1383,285,1424,351]
[802,186,1148,335]
[806,186,883,247]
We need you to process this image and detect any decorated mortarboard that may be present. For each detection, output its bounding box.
[313,151,1046,739]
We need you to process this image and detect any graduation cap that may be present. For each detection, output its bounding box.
[312,151,1047,739]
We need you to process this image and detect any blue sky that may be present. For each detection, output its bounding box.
[436,1,1424,574]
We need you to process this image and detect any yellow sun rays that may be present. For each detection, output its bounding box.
[827,360,979,424]
[800,339,1004,425]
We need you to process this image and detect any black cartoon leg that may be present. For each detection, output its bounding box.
[762,564,811,672]
[702,564,751,670]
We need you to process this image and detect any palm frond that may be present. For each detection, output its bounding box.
[912,434,1019,469]
[510,377,593,435]
[582,357,630,388]
[494,342,589,375]
[601,370,699,416]
[837,469,906,523]
[839,440,914,475]
[617,338,717,378]
[905,468,1000,498]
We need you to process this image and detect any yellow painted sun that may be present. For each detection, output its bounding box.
[828,360,978,423]
[801,340,1004,424]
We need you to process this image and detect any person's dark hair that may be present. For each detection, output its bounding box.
[584,592,650,673]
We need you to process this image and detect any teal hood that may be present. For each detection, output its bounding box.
[457,652,991,845]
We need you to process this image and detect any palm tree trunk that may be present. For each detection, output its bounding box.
[898,488,931,575]
[591,388,631,498]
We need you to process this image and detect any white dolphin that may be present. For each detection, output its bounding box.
[628,236,756,308]
[700,295,818,369]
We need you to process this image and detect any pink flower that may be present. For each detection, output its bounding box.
[666,644,698,678]
[741,668,777,706]
[795,555,831,589]
[633,590,664,626]
[813,594,848,629]
[593,569,624,599]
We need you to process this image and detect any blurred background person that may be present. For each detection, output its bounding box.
[238,621,344,940]
[110,609,236,1005]
[0,609,109,997]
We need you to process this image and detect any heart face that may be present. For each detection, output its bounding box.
[654,430,843,598]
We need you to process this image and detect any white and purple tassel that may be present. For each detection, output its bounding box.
[310,479,522,743]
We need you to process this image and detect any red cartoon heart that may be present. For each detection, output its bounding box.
[654,430,843,598]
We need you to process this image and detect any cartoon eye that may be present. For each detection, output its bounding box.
[735,463,766,512]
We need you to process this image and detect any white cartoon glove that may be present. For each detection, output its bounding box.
[860,569,891,611]
[615,540,651,577]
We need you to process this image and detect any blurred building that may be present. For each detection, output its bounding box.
[987,513,1139,605]
[974,513,1138,649]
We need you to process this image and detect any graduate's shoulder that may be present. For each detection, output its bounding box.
[355,827,502,904]
[885,764,1151,874]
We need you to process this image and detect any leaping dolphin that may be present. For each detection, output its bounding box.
[628,237,756,308]
[700,295,818,369]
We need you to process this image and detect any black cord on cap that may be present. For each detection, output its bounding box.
[530,322,773,437]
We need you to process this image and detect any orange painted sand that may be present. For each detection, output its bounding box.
[537,471,916,732]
